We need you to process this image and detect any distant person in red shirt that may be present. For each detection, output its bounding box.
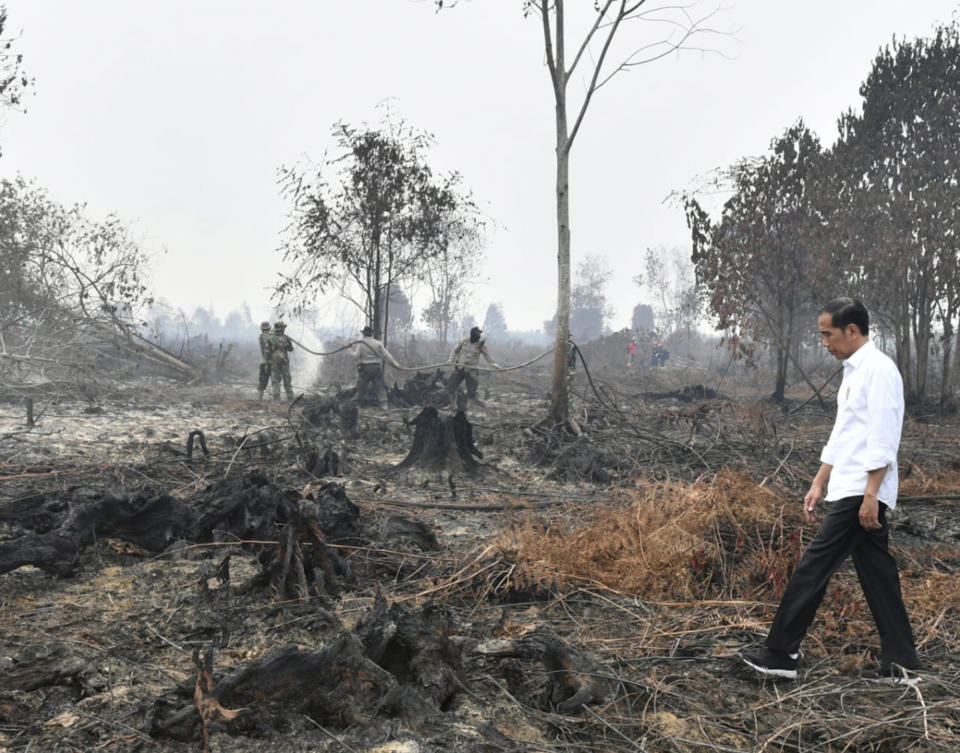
[628,340,637,367]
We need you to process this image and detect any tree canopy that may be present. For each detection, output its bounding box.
[688,20,960,408]
[276,116,473,345]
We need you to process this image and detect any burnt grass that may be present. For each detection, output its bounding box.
[1,364,959,753]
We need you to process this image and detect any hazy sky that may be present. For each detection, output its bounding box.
[2,1,957,333]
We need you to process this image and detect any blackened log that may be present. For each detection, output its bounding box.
[356,593,461,708]
[0,490,196,576]
[193,472,282,543]
[478,628,613,713]
[0,493,67,533]
[0,533,79,576]
[152,636,397,741]
[59,490,196,551]
[0,645,91,692]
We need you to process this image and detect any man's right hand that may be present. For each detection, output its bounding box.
[803,485,823,523]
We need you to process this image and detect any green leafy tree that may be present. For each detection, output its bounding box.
[831,22,960,406]
[276,115,465,347]
[687,121,825,402]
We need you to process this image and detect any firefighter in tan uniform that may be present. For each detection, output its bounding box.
[447,326,502,405]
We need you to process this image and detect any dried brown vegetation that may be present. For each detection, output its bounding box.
[496,470,807,602]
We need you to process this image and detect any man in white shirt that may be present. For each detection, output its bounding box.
[351,325,403,407]
[742,298,918,680]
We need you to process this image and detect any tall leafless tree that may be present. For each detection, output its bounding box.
[440,0,731,426]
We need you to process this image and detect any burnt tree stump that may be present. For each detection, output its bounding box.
[151,596,463,746]
[395,407,482,475]
[388,370,451,408]
[152,637,396,742]
[477,628,613,714]
[356,592,461,708]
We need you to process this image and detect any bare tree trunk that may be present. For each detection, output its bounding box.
[953,328,960,398]
[370,214,384,340]
[549,124,572,426]
[772,345,788,403]
[383,280,391,350]
[941,313,954,411]
[546,2,570,428]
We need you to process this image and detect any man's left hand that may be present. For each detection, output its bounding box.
[859,495,882,531]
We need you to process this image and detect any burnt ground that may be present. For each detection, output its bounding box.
[1,364,959,753]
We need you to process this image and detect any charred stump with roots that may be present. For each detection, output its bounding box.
[395,406,482,476]
[151,592,467,749]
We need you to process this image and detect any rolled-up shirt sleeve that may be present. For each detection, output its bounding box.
[820,432,839,466]
[862,367,903,472]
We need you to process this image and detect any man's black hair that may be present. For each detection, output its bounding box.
[820,297,869,336]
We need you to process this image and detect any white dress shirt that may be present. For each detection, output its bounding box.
[820,340,904,508]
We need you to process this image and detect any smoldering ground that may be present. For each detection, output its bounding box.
[1,352,959,753]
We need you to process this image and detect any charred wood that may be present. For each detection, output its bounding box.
[186,429,209,459]
[477,628,613,714]
[395,407,482,475]
[152,596,464,746]
[0,489,196,576]
[388,370,451,408]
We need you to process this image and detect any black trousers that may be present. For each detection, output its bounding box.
[354,363,387,405]
[258,363,271,392]
[447,367,478,399]
[766,496,917,669]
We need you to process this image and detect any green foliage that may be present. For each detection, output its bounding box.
[689,20,960,407]
[686,121,825,401]
[276,114,472,345]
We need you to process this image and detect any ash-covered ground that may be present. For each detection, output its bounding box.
[1,366,958,753]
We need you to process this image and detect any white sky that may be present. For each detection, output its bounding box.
[1,0,957,333]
